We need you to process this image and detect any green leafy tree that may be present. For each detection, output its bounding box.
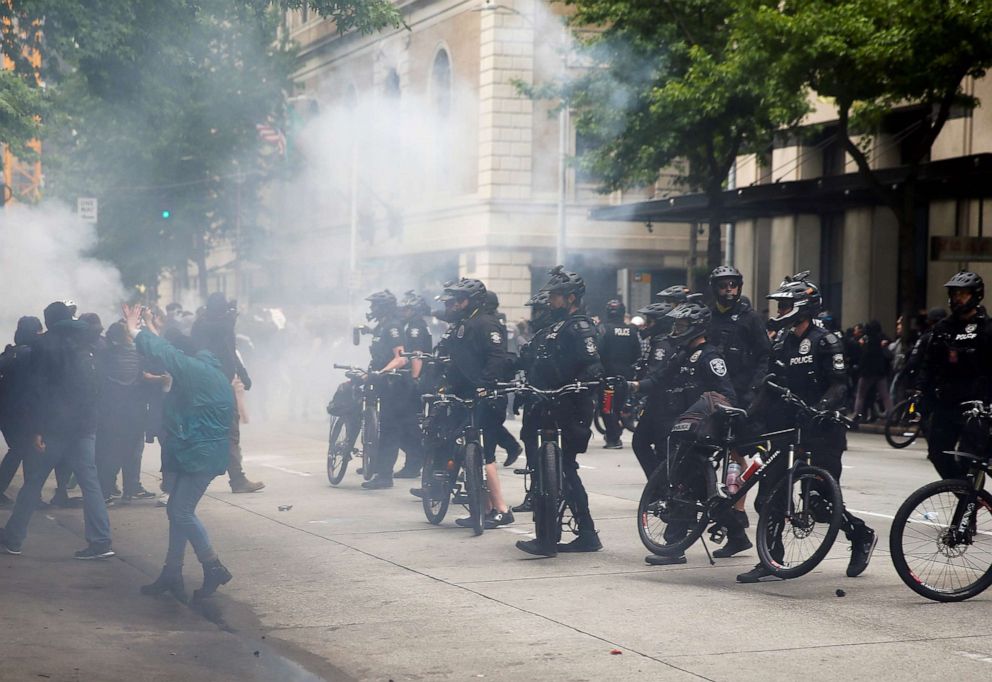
[744,0,992,336]
[555,0,809,270]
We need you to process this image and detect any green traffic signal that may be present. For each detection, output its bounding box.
[161,210,171,219]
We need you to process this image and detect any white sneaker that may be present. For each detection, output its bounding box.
[156,493,169,508]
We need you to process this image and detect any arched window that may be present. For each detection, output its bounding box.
[431,49,452,118]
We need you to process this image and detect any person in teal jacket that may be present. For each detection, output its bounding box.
[123,304,235,603]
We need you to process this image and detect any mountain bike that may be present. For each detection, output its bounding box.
[638,382,847,579]
[889,401,992,602]
[326,365,406,486]
[885,392,925,449]
[512,380,600,554]
[418,381,517,535]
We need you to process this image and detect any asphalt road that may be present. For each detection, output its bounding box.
[6,419,992,681]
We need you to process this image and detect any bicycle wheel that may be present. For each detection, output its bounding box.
[756,465,842,579]
[534,442,562,548]
[463,442,486,536]
[593,410,607,435]
[637,458,707,556]
[361,407,379,481]
[889,479,992,602]
[622,405,639,433]
[421,458,451,525]
[885,398,922,449]
[326,417,350,486]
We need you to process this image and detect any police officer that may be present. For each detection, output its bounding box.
[439,278,515,529]
[708,266,770,409]
[516,267,604,556]
[482,291,524,467]
[643,295,740,566]
[393,291,433,479]
[626,286,688,478]
[737,273,877,582]
[917,272,992,480]
[511,291,554,513]
[362,290,408,490]
[598,299,641,449]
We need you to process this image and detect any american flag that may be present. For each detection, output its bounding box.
[256,123,286,156]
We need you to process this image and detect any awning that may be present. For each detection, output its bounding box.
[589,153,992,224]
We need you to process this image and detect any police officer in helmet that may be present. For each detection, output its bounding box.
[598,299,641,449]
[362,290,409,489]
[438,278,516,529]
[707,266,770,408]
[516,267,605,556]
[627,285,688,478]
[917,271,992,479]
[643,294,740,566]
[737,272,877,582]
[393,291,433,479]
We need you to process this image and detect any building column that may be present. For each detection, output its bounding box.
[478,0,535,200]
[461,249,533,322]
[842,208,873,328]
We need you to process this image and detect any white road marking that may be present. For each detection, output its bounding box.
[497,526,535,537]
[258,463,312,477]
[847,508,895,521]
[956,651,992,664]
[579,465,597,470]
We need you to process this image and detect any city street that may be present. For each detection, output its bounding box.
[4,420,992,681]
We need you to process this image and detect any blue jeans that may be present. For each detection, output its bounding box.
[4,433,112,549]
[165,471,218,570]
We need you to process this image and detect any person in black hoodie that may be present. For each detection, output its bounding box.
[191,293,264,494]
[0,301,114,559]
[0,317,44,506]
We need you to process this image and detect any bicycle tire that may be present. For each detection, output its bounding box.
[326,417,350,486]
[464,442,486,536]
[889,479,992,602]
[884,397,922,449]
[361,407,379,481]
[637,459,707,557]
[421,458,451,525]
[622,408,639,434]
[593,410,607,435]
[534,442,562,548]
[756,465,842,579]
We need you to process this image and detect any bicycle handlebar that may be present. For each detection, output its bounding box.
[508,380,601,399]
[765,380,854,429]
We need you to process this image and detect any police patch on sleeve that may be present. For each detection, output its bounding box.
[653,348,666,361]
[799,338,812,355]
[490,331,502,344]
[584,337,597,355]
[389,327,400,339]
[832,353,845,370]
[409,327,420,338]
[709,358,728,377]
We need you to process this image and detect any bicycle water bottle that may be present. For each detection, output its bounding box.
[725,462,741,494]
[740,454,764,482]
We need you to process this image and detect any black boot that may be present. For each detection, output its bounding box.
[193,559,232,601]
[140,567,187,603]
[511,493,533,513]
[557,530,603,553]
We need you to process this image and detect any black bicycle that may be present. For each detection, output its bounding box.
[885,392,925,449]
[418,380,516,535]
[889,401,992,602]
[593,377,642,435]
[638,382,847,579]
[326,365,406,486]
[512,381,600,554]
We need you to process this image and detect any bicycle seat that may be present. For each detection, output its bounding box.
[717,404,748,419]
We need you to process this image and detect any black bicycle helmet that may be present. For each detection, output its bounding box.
[439,278,487,303]
[944,271,985,316]
[484,290,500,313]
[540,265,586,299]
[667,294,711,346]
[398,290,430,316]
[766,271,821,330]
[365,289,397,321]
[655,284,690,303]
[605,298,626,321]
[637,301,677,335]
[709,265,743,306]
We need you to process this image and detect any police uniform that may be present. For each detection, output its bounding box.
[444,308,513,464]
[630,331,679,477]
[368,316,407,480]
[709,298,770,407]
[531,311,604,534]
[598,320,641,445]
[917,308,992,479]
[392,317,433,475]
[758,323,870,543]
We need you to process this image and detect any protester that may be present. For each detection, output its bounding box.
[852,319,894,421]
[125,304,235,603]
[0,317,44,507]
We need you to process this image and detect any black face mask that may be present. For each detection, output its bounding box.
[548,307,568,323]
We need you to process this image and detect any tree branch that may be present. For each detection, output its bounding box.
[837,101,896,210]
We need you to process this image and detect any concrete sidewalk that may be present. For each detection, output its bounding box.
[0,499,333,682]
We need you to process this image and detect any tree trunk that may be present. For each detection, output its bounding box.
[706,188,724,271]
[893,186,919,346]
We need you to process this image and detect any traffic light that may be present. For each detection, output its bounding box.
[161,209,171,219]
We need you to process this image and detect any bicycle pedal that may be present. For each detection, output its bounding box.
[709,528,726,544]
[513,468,531,476]
[452,494,469,504]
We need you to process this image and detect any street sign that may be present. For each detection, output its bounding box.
[77,197,98,223]
[931,236,992,262]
